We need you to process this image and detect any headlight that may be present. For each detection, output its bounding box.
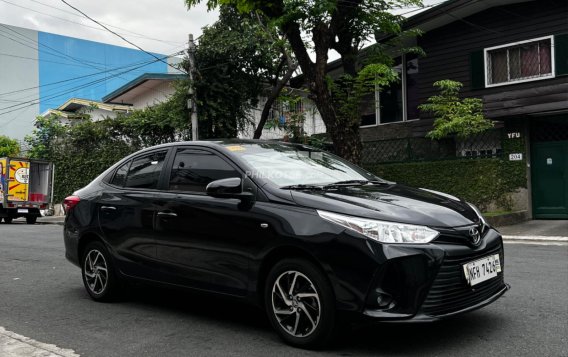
[317,210,439,244]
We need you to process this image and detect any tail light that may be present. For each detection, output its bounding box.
[63,196,81,213]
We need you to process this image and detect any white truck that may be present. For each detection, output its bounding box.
[0,157,54,224]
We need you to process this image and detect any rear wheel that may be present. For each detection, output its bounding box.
[3,217,12,224]
[26,216,37,224]
[264,258,336,349]
[81,241,120,302]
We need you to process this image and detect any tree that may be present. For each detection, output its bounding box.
[190,6,296,139]
[185,0,421,163]
[419,80,493,139]
[0,135,20,157]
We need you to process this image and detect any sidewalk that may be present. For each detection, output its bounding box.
[496,219,568,243]
[36,216,65,225]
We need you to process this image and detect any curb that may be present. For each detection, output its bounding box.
[502,235,568,242]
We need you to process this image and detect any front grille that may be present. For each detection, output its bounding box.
[421,244,505,317]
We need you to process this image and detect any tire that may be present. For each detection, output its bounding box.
[26,216,37,224]
[264,258,336,349]
[3,217,12,224]
[81,241,121,302]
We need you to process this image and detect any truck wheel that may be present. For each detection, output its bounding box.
[26,216,37,224]
[4,217,12,224]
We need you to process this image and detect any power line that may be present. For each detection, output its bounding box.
[59,0,186,74]
[0,0,185,46]
[0,24,185,103]
[0,54,171,117]
[0,53,180,99]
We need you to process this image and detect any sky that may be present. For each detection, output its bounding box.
[0,0,443,58]
[0,0,219,56]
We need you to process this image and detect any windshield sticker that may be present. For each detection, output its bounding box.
[226,145,246,152]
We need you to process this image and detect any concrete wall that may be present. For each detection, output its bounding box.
[0,26,40,140]
[0,24,172,140]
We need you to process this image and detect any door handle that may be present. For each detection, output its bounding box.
[100,206,117,212]
[157,211,178,218]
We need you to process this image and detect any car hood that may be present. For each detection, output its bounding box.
[289,183,480,228]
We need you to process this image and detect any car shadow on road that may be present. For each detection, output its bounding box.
[109,284,509,354]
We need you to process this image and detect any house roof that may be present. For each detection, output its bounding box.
[102,72,186,104]
[400,0,532,33]
[56,98,132,112]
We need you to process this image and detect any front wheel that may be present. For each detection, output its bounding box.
[81,241,120,302]
[264,258,336,349]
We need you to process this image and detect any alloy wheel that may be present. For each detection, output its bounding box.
[83,249,109,295]
[271,270,321,338]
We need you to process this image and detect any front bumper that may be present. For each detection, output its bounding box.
[326,229,509,322]
[331,227,509,322]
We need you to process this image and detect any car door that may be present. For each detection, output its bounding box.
[98,148,170,279]
[153,147,265,296]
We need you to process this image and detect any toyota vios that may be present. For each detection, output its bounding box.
[63,140,509,348]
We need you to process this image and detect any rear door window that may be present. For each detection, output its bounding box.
[124,150,168,189]
[111,160,131,187]
[169,149,240,193]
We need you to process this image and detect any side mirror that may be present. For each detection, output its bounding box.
[206,177,254,203]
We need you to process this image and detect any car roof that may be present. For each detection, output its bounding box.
[139,139,308,152]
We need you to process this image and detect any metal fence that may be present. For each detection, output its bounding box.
[362,129,504,165]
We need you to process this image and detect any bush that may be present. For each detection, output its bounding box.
[367,157,526,211]
[25,98,191,202]
[0,135,20,157]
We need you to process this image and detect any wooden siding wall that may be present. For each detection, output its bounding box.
[417,0,568,104]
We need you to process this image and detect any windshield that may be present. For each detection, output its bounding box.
[224,143,380,187]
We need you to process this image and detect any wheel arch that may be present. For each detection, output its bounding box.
[77,231,106,262]
[256,245,337,307]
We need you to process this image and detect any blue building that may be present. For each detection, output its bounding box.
[0,24,182,140]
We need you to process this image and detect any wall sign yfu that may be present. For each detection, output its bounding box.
[507,132,521,139]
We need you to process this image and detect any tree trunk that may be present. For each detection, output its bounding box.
[282,21,363,164]
[253,63,297,139]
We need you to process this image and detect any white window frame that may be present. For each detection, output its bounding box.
[484,35,555,88]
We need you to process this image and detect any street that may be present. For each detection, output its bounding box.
[0,224,567,357]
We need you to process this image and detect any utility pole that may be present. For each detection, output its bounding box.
[187,34,198,141]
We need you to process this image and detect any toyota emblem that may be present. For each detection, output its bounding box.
[469,227,481,245]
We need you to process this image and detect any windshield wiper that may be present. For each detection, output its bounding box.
[322,179,391,189]
[280,184,324,190]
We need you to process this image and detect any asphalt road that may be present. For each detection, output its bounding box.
[0,223,567,357]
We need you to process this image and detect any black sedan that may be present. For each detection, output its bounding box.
[63,140,509,349]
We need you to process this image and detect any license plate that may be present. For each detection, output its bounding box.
[463,254,501,286]
[17,208,28,213]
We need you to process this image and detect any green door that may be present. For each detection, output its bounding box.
[531,140,568,219]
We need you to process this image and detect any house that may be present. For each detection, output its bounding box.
[41,98,132,124]
[350,0,567,219]
[102,73,186,108]
[42,72,185,124]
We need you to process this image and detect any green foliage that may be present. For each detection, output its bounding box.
[185,0,423,163]
[368,158,527,211]
[0,135,20,157]
[419,80,494,139]
[25,96,191,202]
[189,6,288,139]
[329,63,399,126]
